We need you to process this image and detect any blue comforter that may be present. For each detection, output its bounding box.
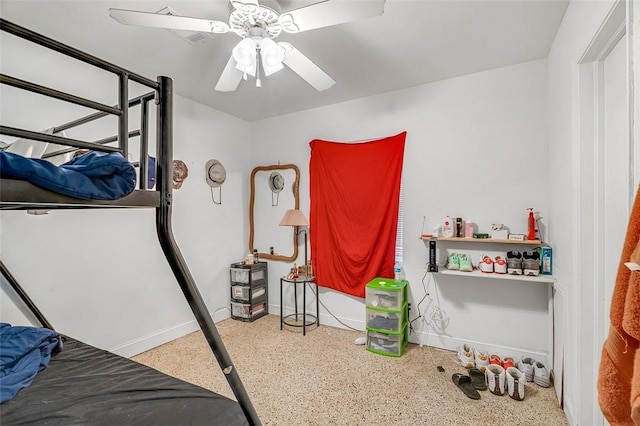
[0,150,136,200]
[0,323,62,403]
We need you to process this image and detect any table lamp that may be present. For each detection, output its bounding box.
[279,209,309,276]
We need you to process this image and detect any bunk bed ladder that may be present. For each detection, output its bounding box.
[0,259,54,331]
[154,77,261,426]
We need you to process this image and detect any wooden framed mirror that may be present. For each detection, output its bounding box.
[249,164,300,261]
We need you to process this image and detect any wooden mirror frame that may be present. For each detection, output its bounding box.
[249,164,300,261]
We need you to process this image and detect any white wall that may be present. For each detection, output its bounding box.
[250,59,551,362]
[0,93,251,357]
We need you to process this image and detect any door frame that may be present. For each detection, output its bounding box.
[575,0,633,423]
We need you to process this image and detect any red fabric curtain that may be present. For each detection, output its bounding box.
[309,132,406,298]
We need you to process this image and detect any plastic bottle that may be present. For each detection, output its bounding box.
[442,215,454,238]
[527,208,536,240]
[394,261,404,281]
[253,249,259,264]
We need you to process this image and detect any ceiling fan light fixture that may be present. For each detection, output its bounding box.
[260,37,285,76]
[232,38,257,67]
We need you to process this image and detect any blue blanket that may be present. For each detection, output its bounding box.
[0,150,136,200]
[0,323,62,403]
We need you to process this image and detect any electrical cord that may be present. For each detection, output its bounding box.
[308,284,361,332]
[408,270,450,371]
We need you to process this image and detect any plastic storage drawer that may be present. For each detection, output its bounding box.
[231,301,267,321]
[366,324,408,357]
[232,285,266,302]
[230,264,266,284]
[366,303,407,334]
[365,278,407,311]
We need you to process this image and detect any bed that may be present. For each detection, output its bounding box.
[0,18,259,425]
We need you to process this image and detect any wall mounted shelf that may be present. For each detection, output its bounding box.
[421,236,543,245]
[436,268,555,283]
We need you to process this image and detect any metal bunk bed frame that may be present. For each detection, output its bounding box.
[0,18,260,426]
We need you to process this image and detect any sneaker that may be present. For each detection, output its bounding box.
[478,255,494,273]
[485,364,506,396]
[458,253,473,272]
[474,348,490,372]
[447,253,460,270]
[506,367,526,401]
[517,357,536,382]
[523,251,541,276]
[494,256,507,274]
[457,343,475,369]
[506,251,523,275]
[533,361,551,388]
[502,356,516,370]
[489,353,502,366]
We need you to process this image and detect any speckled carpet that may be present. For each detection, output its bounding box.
[133,314,567,426]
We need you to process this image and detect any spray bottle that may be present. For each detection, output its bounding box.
[527,208,536,240]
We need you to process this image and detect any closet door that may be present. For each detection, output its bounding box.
[601,35,630,337]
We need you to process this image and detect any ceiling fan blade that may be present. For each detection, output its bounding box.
[278,0,386,33]
[109,8,231,34]
[280,43,335,91]
[215,55,244,92]
[230,0,260,15]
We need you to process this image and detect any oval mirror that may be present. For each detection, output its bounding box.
[249,164,300,261]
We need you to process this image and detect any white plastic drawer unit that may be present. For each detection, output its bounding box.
[232,285,266,302]
[230,267,265,284]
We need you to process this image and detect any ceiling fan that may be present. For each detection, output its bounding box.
[109,0,386,92]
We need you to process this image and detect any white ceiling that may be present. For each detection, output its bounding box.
[0,0,569,122]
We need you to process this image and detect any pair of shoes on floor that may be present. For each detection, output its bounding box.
[516,357,551,387]
[489,353,516,370]
[447,253,473,272]
[452,368,487,400]
[507,251,541,276]
[456,344,489,371]
[485,365,526,400]
[477,255,508,274]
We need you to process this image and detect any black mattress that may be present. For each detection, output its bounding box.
[0,337,249,425]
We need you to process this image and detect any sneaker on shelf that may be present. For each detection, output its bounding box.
[489,353,503,367]
[447,253,460,270]
[457,343,475,369]
[474,348,490,372]
[517,357,536,382]
[494,256,508,274]
[506,251,523,275]
[533,361,551,388]
[523,251,541,276]
[502,356,516,370]
[506,367,526,401]
[478,255,494,273]
[485,364,506,396]
[459,253,473,272]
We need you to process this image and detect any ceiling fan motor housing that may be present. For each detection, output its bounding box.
[229,0,282,38]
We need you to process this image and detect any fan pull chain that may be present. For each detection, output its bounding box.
[255,48,262,88]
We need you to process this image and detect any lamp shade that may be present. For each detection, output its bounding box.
[279,209,309,227]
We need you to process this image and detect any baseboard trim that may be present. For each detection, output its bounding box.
[408,329,550,365]
[108,308,232,358]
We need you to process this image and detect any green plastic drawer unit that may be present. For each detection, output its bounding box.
[366,303,407,334]
[365,278,407,311]
[366,323,409,357]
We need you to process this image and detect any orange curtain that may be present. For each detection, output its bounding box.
[309,132,406,297]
